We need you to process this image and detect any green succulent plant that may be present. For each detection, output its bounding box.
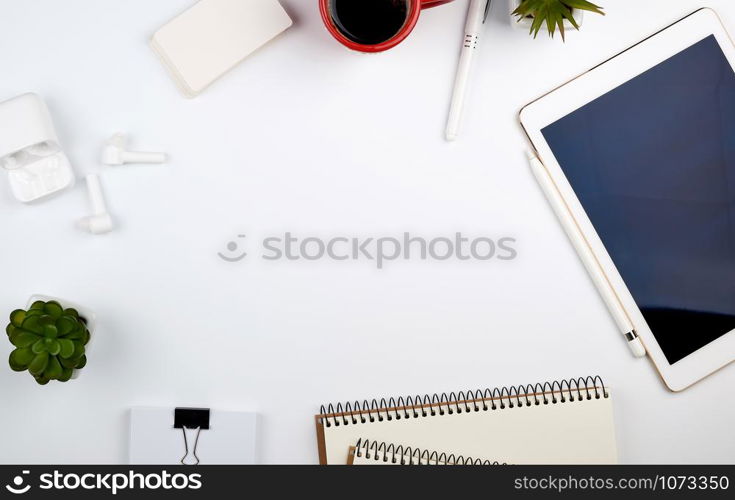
[5,300,90,385]
[513,0,605,40]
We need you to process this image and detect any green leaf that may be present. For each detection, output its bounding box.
[44,301,64,318]
[58,367,73,382]
[552,9,566,41]
[31,339,46,354]
[10,330,41,348]
[70,342,85,360]
[43,323,58,339]
[57,316,77,336]
[29,301,46,311]
[9,348,35,371]
[60,356,78,369]
[9,309,26,328]
[65,325,85,340]
[515,0,603,40]
[46,339,61,356]
[560,5,580,30]
[28,352,49,376]
[75,355,87,370]
[10,347,35,366]
[63,308,79,319]
[39,315,55,327]
[545,8,555,35]
[21,316,43,335]
[44,356,63,380]
[58,338,75,358]
[34,376,50,385]
[562,0,605,15]
[530,10,545,38]
[6,324,16,337]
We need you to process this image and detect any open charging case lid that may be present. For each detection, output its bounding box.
[0,93,74,203]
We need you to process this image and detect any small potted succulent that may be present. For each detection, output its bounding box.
[510,0,604,40]
[5,295,94,384]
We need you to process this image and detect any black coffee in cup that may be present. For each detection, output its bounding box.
[330,0,410,45]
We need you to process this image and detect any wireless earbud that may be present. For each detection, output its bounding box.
[1,153,22,170]
[77,173,114,235]
[102,133,167,166]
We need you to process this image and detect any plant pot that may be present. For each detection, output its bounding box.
[509,0,584,32]
[26,294,95,380]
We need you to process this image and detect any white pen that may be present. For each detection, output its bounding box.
[445,0,491,141]
[527,151,647,358]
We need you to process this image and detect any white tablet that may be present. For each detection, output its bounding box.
[520,8,735,391]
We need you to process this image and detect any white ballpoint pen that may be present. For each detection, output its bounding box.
[527,151,647,358]
[445,0,491,141]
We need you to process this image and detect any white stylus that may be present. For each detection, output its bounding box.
[445,0,491,141]
[527,151,647,358]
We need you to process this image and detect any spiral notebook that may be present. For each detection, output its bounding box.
[315,376,618,464]
[347,439,503,465]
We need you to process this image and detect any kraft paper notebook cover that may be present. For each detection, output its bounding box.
[347,439,503,465]
[315,376,618,465]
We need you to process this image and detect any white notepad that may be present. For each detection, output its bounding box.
[316,377,618,464]
[129,407,257,464]
[151,0,292,97]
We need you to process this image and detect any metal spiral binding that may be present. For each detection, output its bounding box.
[353,439,503,466]
[318,376,607,428]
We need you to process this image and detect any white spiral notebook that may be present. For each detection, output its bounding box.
[348,439,502,466]
[315,376,618,465]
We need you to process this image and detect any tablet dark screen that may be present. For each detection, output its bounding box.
[542,35,735,364]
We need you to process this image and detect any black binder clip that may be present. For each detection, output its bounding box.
[174,408,210,465]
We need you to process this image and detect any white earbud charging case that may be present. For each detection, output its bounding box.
[0,93,74,203]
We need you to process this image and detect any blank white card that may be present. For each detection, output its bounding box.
[151,0,292,97]
[129,407,257,464]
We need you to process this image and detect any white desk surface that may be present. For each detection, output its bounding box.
[0,0,733,464]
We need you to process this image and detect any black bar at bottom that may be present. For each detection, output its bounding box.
[0,465,731,499]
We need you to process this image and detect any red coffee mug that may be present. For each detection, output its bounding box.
[319,0,455,53]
